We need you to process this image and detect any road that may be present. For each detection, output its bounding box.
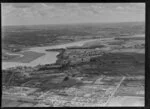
[104,76,126,106]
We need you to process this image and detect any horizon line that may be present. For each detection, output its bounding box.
[2,21,145,27]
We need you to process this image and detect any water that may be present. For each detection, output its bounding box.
[2,38,101,69]
[2,34,144,69]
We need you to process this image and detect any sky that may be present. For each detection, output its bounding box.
[1,3,145,26]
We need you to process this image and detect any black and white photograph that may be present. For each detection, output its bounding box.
[1,3,145,107]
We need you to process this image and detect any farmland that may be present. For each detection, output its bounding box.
[3,51,45,63]
[2,22,144,52]
[2,22,145,107]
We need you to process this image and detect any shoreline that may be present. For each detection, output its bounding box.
[18,37,101,51]
[2,34,145,70]
[2,33,145,54]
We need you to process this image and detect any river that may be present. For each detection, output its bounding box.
[2,34,144,70]
[2,38,102,69]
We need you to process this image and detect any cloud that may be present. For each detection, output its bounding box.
[116,6,125,10]
[11,3,35,8]
[134,3,145,8]
[90,5,103,14]
[2,3,145,18]
[66,3,79,7]
[2,4,15,17]
[2,3,145,26]
[41,3,49,8]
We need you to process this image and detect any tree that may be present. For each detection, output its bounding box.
[63,76,69,81]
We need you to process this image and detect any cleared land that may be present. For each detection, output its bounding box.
[2,22,145,107]
[107,96,144,106]
[3,51,45,63]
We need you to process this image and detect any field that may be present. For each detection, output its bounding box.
[60,52,145,76]
[2,22,144,52]
[2,22,145,107]
[2,53,20,60]
[107,96,144,106]
[115,37,145,41]
[3,51,45,63]
[2,99,21,107]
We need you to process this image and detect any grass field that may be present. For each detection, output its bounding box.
[115,37,145,41]
[3,51,45,63]
[2,53,20,60]
[107,96,144,106]
[2,99,21,107]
